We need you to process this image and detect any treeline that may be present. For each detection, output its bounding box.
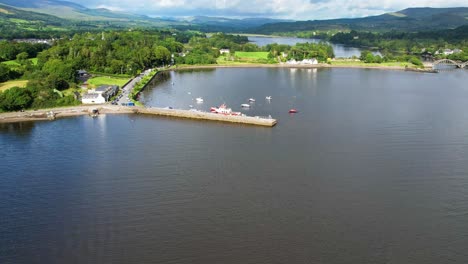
[37,30,188,78]
[0,41,50,61]
[177,33,254,64]
[330,26,468,60]
[359,51,423,66]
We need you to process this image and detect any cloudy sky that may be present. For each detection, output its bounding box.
[71,0,467,20]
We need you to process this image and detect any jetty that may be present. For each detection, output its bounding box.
[0,105,277,127]
[119,106,277,127]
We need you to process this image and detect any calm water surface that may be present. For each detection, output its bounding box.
[248,36,377,58]
[2,68,468,264]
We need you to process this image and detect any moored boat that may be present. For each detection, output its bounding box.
[265,96,272,100]
[241,104,250,108]
[196,97,204,103]
[210,104,242,116]
[248,98,256,102]
[289,109,298,113]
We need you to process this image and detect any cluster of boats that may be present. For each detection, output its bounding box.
[193,95,297,115]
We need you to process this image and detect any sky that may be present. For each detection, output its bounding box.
[71,0,467,20]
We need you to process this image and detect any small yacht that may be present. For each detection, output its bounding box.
[241,104,250,108]
[265,96,272,100]
[289,109,298,113]
[196,97,204,103]
[248,98,256,102]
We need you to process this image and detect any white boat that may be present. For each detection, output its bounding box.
[196,97,204,103]
[265,96,272,100]
[248,98,256,102]
[241,104,250,108]
[210,104,242,116]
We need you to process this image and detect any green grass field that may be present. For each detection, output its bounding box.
[0,80,28,92]
[235,52,269,59]
[1,58,38,66]
[87,76,130,88]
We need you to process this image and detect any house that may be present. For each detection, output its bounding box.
[219,49,230,54]
[82,93,106,104]
[286,58,318,65]
[301,58,318,65]
[94,85,119,101]
[82,85,119,104]
[443,49,454,55]
[77,70,89,77]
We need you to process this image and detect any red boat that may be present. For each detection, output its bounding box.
[289,109,298,113]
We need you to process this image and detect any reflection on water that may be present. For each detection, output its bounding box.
[0,121,35,136]
[248,36,379,58]
[2,68,468,264]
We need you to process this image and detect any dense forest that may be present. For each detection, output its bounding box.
[0,30,190,111]
[330,25,468,60]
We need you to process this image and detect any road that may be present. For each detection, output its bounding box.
[115,69,153,106]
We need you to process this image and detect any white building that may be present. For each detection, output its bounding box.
[82,93,106,104]
[301,58,318,65]
[219,49,230,54]
[286,58,318,65]
[82,85,119,104]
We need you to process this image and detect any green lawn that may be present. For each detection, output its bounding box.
[1,58,38,66]
[30,58,38,65]
[0,80,28,92]
[86,76,130,88]
[1,60,20,66]
[235,52,269,59]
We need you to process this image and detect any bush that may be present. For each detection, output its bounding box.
[0,87,33,111]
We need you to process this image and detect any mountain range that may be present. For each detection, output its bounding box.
[0,0,467,34]
[253,7,468,33]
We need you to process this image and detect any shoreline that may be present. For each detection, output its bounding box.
[0,105,277,126]
[170,63,434,72]
[0,63,437,124]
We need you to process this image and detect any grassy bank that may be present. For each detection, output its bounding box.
[1,58,38,67]
[87,76,131,88]
[0,80,28,91]
[330,60,414,68]
[131,70,158,106]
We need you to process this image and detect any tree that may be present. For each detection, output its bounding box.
[0,87,33,111]
[16,52,29,63]
[153,46,171,66]
[0,64,11,82]
[42,59,77,83]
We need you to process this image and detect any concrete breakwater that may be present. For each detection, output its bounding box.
[133,107,277,127]
[0,105,277,127]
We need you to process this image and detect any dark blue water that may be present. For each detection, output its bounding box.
[2,68,468,264]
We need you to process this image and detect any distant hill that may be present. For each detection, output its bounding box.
[0,0,164,21]
[0,0,287,32]
[0,3,70,37]
[253,7,468,34]
[175,16,291,32]
[0,0,85,10]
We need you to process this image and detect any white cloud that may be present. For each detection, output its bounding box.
[73,0,468,19]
